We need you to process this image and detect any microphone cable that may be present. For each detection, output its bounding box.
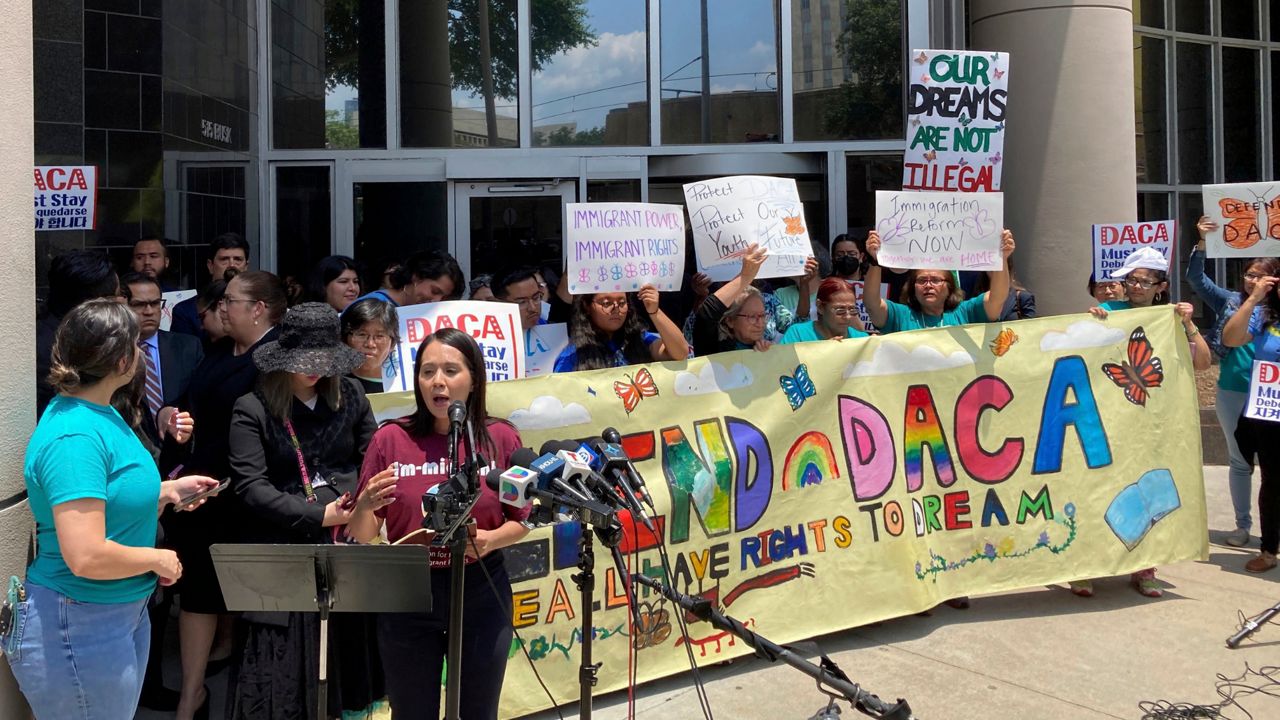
[655,536,716,720]
[466,534,566,720]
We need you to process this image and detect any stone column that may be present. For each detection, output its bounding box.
[0,0,35,715]
[970,0,1137,315]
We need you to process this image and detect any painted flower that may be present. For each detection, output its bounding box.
[915,561,923,576]
[997,537,1015,555]
[1064,502,1076,518]
[1038,531,1050,546]
[983,542,997,559]
[528,636,550,660]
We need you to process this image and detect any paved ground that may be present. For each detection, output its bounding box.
[524,466,1279,720]
[138,467,1278,720]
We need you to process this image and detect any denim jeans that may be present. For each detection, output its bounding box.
[4,581,150,720]
[1216,388,1254,531]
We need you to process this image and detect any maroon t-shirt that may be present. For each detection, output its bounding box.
[358,419,528,566]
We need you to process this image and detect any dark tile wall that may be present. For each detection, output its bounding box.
[33,0,258,294]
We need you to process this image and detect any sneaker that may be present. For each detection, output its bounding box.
[1224,528,1251,547]
[1244,551,1278,573]
[1068,580,1093,597]
[1131,569,1162,598]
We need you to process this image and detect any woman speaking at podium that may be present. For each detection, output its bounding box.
[348,327,530,719]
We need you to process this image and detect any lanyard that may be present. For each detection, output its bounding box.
[282,418,317,503]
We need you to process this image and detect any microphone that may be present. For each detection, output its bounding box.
[601,427,656,510]
[589,437,656,534]
[448,401,467,428]
[553,442,597,500]
[485,465,616,528]
[514,447,593,505]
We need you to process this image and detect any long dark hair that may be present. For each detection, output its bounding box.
[307,255,360,304]
[393,327,501,460]
[567,293,652,371]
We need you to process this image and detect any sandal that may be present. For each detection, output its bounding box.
[1130,569,1162,598]
[1244,551,1278,573]
[1068,580,1093,597]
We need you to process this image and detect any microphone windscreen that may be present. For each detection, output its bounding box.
[602,427,622,444]
[484,466,506,491]
[510,447,539,468]
[448,401,468,424]
[538,439,561,456]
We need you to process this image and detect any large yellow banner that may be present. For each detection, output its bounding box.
[369,306,1207,717]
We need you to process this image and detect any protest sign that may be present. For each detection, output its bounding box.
[525,323,569,378]
[1246,360,1280,422]
[903,50,1008,192]
[566,203,686,294]
[34,166,97,231]
[383,301,525,392]
[366,306,1207,717]
[683,176,814,281]
[160,290,197,331]
[1202,182,1280,258]
[874,190,1004,271]
[1092,221,1175,280]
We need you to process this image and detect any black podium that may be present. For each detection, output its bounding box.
[210,543,432,720]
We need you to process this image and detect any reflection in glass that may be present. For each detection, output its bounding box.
[1134,35,1167,184]
[1174,0,1209,35]
[587,180,642,202]
[660,0,779,144]
[1274,53,1280,176]
[1175,42,1212,185]
[467,195,566,276]
[845,155,903,234]
[271,0,386,149]
[793,0,904,141]
[276,166,332,284]
[1221,0,1259,40]
[353,183,448,283]
[532,0,646,146]
[1222,47,1260,182]
[1134,0,1164,28]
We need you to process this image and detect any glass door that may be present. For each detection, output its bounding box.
[453,181,578,281]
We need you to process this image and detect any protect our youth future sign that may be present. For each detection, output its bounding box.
[566,202,686,294]
[1092,220,1174,281]
[903,49,1009,192]
[874,190,1004,271]
[683,175,815,282]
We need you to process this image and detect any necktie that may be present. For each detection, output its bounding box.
[139,340,163,420]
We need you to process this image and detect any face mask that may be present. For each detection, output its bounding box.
[833,255,860,276]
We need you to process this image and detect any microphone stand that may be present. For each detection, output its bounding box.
[1226,597,1280,648]
[631,575,918,720]
[440,414,481,720]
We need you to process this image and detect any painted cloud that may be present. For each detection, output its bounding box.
[506,396,592,430]
[844,343,974,378]
[673,362,755,396]
[1039,321,1127,352]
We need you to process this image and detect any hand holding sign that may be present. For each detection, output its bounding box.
[873,190,1004,271]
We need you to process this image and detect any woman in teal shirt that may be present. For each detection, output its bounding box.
[780,277,870,344]
[862,229,1016,333]
[5,300,219,720]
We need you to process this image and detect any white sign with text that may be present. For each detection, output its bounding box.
[1091,221,1174,280]
[1246,360,1280,423]
[34,166,97,231]
[385,301,526,392]
[565,203,686,294]
[683,175,814,281]
[874,190,1004,271]
[1202,182,1280,258]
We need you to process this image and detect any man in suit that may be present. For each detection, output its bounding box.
[121,271,204,430]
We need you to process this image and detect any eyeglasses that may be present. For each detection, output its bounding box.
[736,313,767,324]
[826,305,858,317]
[592,298,628,313]
[351,331,392,345]
[218,297,258,309]
[510,292,545,309]
[127,299,166,311]
[1245,272,1267,281]
[1123,277,1160,290]
[914,277,947,287]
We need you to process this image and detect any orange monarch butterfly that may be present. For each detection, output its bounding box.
[614,368,659,414]
[1101,326,1164,407]
[1217,188,1280,250]
[783,216,806,235]
[914,51,928,64]
[989,328,1018,357]
[923,150,937,162]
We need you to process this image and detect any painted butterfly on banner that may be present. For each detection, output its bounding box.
[779,363,817,411]
[614,368,659,414]
[989,328,1018,357]
[1100,326,1164,407]
[1217,187,1280,249]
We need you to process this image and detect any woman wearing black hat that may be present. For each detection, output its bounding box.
[223,302,387,719]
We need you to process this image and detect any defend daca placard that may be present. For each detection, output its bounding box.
[1091,220,1175,280]
[903,50,1009,192]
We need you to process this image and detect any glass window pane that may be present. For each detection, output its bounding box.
[794,0,903,141]
[1222,47,1260,182]
[1174,0,1209,34]
[400,0,519,148]
[468,195,566,277]
[1134,0,1165,28]
[660,0,779,144]
[845,154,903,233]
[1135,35,1167,184]
[532,0,647,147]
[1175,42,1212,185]
[1137,192,1170,222]
[1221,0,1259,39]
[353,182,448,288]
[1273,0,1280,40]
[271,0,386,149]
[1274,53,1280,174]
[586,180,643,202]
[1175,191,1204,305]
[275,166,332,286]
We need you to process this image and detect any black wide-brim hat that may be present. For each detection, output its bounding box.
[253,302,367,377]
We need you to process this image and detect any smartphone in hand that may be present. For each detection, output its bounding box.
[177,477,229,509]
